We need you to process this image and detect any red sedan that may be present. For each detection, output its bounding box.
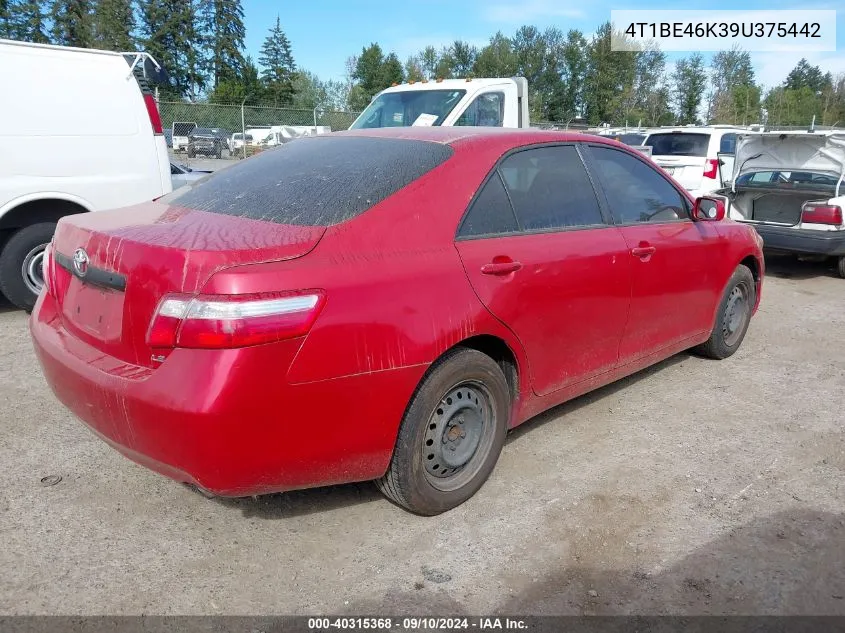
[30,127,764,515]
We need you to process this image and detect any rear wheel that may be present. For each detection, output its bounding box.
[187,147,195,158]
[695,264,756,360]
[0,222,57,312]
[376,348,510,515]
[837,256,845,279]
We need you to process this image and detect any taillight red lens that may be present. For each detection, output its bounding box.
[801,203,843,225]
[42,243,54,296]
[146,291,325,350]
[143,93,163,135]
[703,159,719,179]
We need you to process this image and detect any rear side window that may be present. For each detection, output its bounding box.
[646,133,710,157]
[162,136,454,226]
[500,146,605,231]
[459,173,519,237]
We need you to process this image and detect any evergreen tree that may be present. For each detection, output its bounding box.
[51,0,94,47]
[209,55,264,104]
[473,32,517,78]
[379,52,404,86]
[559,29,587,117]
[672,53,707,124]
[258,15,296,105]
[584,22,637,125]
[6,0,49,42]
[200,0,245,89]
[404,55,424,82]
[93,0,135,51]
[1,0,14,38]
[140,0,205,99]
[785,58,832,94]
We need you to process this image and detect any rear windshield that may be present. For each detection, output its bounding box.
[735,170,839,192]
[645,133,710,157]
[162,136,454,226]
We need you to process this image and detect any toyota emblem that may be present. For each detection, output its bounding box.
[72,248,89,277]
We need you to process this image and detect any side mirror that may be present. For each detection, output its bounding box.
[693,196,726,221]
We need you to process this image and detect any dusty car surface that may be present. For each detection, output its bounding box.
[718,130,845,278]
[30,127,764,515]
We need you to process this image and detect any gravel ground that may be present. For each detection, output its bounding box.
[0,255,843,615]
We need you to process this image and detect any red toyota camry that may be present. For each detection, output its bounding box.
[30,127,764,515]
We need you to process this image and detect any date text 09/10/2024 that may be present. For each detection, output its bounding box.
[307,617,528,630]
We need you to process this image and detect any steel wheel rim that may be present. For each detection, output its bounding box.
[21,244,47,296]
[422,380,496,492]
[722,283,749,347]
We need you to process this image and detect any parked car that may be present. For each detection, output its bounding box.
[172,121,197,152]
[187,128,229,158]
[716,130,845,278]
[0,39,172,311]
[31,128,764,515]
[230,132,254,153]
[170,162,211,189]
[644,126,743,197]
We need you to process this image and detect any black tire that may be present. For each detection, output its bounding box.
[187,148,195,158]
[0,222,57,312]
[837,256,845,279]
[694,264,756,360]
[215,146,222,159]
[376,347,510,515]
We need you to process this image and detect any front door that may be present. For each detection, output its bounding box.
[585,144,723,365]
[455,144,632,396]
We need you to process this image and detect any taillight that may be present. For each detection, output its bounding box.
[42,243,55,297]
[146,290,325,350]
[703,159,719,179]
[801,203,843,225]
[143,93,163,135]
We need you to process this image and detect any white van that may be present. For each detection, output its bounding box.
[0,39,172,310]
[643,126,743,197]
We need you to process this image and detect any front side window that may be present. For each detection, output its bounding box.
[498,146,605,232]
[350,90,466,129]
[589,146,688,224]
[454,93,505,127]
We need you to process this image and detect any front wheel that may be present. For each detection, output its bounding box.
[695,264,756,360]
[0,222,57,311]
[837,256,845,279]
[376,348,510,515]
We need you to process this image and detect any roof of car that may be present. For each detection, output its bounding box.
[332,126,624,150]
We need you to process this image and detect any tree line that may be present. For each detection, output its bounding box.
[2,2,844,125]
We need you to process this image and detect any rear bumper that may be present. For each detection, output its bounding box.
[30,293,423,497]
[748,224,845,257]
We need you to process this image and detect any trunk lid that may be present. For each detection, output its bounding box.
[51,201,325,367]
[731,131,845,191]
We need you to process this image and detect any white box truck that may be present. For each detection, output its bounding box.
[349,77,530,129]
[0,39,172,310]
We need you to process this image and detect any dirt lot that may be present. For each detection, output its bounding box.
[1,256,843,615]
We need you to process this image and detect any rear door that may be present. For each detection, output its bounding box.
[585,144,724,364]
[455,144,632,396]
[645,132,710,191]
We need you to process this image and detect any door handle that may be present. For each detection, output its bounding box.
[481,261,523,275]
[631,246,656,258]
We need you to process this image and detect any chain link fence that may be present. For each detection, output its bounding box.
[157,100,362,166]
